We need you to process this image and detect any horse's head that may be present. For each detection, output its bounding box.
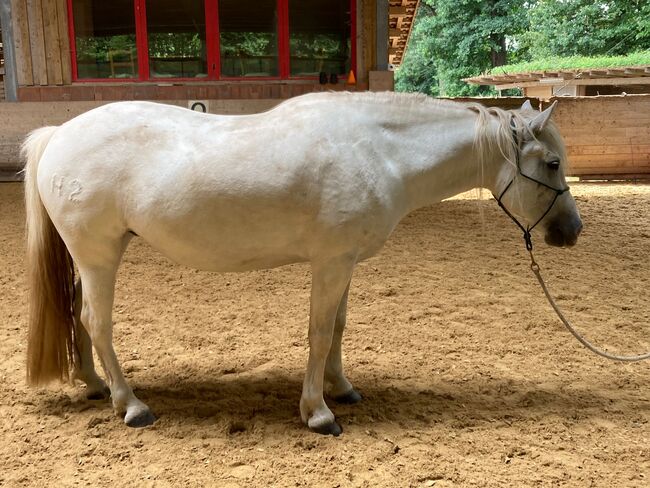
[494,100,582,248]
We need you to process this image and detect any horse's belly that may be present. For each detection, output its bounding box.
[160,243,308,272]
[131,211,313,272]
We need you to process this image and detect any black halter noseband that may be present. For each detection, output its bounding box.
[493,119,570,251]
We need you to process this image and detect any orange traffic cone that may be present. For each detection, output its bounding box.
[346,70,356,85]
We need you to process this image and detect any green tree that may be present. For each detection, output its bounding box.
[520,0,650,59]
[396,0,650,96]
[396,0,528,96]
[394,2,439,95]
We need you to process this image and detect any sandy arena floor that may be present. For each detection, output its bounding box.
[0,181,648,487]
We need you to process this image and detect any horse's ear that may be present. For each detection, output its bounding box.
[520,99,534,111]
[529,101,557,133]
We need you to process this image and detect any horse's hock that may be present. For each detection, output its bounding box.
[1,94,650,181]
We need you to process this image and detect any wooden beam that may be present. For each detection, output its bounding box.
[42,0,63,85]
[10,0,33,86]
[376,0,389,70]
[55,0,71,84]
[1,0,19,100]
[389,6,408,17]
[26,0,48,85]
[487,77,650,90]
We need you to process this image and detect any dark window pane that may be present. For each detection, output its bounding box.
[72,0,137,79]
[289,0,350,77]
[219,0,278,77]
[146,0,207,78]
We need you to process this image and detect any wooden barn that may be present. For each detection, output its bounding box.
[0,0,419,176]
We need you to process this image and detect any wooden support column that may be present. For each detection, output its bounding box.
[375,0,388,70]
[26,0,48,85]
[1,0,19,100]
[10,0,34,86]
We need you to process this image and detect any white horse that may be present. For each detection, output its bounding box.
[24,92,581,435]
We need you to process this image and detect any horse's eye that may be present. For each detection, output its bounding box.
[546,160,560,170]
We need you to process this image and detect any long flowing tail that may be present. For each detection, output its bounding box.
[23,126,79,385]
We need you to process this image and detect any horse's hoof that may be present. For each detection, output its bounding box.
[310,421,342,437]
[333,389,362,404]
[124,408,156,428]
[87,385,111,401]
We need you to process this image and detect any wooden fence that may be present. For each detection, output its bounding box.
[549,95,650,180]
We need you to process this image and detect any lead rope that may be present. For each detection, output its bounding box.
[527,248,650,362]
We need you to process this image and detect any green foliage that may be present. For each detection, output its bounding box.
[520,0,650,59]
[490,51,650,75]
[148,33,204,58]
[76,35,136,63]
[396,0,650,97]
[397,0,528,97]
[394,3,439,95]
[220,32,275,57]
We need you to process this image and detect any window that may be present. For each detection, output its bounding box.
[146,0,207,79]
[68,0,354,81]
[72,0,138,79]
[289,0,351,77]
[219,0,279,77]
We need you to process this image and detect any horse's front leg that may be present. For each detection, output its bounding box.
[324,282,362,404]
[301,255,355,436]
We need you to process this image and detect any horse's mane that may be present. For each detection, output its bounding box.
[284,91,566,176]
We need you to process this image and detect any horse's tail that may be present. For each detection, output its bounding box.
[23,126,78,386]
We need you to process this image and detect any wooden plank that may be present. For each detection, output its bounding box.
[562,135,650,146]
[26,0,48,85]
[558,127,650,139]
[361,0,375,82]
[42,0,63,85]
[576,174,650,181]
[567,145,634,156]
[495,77,650,89]
[567,144,650,157]
[570,153,650,165]
[11,0,33,86]
[570,166,650,175]
[55,0,71,84]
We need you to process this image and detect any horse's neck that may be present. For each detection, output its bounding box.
[385,108,497,214]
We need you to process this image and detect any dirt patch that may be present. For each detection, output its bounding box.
[1,182,648,487]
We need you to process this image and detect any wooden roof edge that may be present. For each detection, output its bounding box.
[466,64,650,86]
[391,0,421,67]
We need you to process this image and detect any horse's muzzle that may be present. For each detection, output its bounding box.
[544,215,583,247]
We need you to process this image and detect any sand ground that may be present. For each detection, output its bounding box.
[0,181,648,487]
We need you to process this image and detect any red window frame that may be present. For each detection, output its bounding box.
[66,0,357,83]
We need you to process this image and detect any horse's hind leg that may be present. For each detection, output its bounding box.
[324,281,362,404]
[75,238,155,427]
[300,255,355,436]
[71,278,110,400]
